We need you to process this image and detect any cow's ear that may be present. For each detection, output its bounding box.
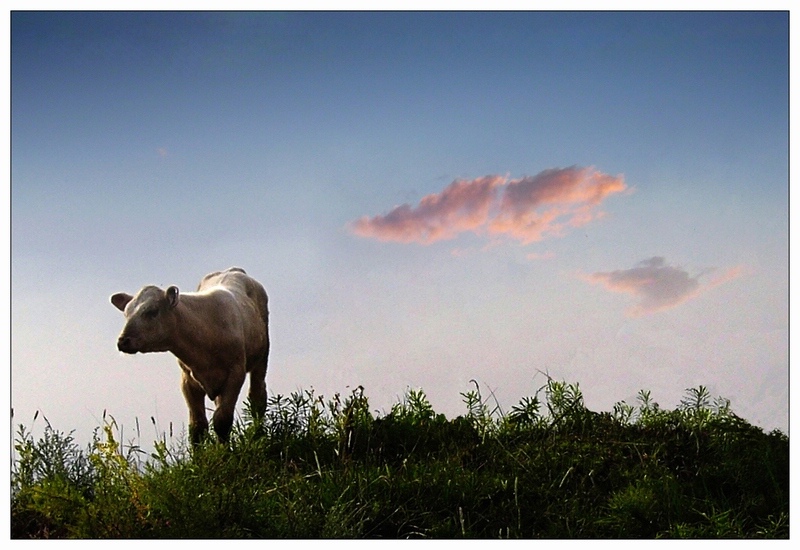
[166,286,180,308]
[111,293,133,312]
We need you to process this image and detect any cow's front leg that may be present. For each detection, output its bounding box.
[180,367,209,445]
[212,366,247,444]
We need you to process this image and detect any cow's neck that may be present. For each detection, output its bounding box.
[167,298,221,370]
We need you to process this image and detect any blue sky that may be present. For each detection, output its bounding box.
[10,11,789,447]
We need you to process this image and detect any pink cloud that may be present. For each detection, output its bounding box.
[348,175,505,244]
[489,167,627,244]
[348,167,627,245]
[707,265,746,289]
[581,257,744,316]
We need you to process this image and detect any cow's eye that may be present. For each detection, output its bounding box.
[144,308,159,319]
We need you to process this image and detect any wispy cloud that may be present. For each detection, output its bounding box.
[348,167,627,245]
[349,175,504,244]
[580,257,744,317]
[526,251,556,261]
[489,167,627,244]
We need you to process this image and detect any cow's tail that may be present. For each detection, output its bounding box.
[262,292,270,368]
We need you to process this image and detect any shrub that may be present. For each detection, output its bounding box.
[11,382,789,539]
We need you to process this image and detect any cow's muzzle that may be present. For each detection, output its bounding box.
[117,336,138,354]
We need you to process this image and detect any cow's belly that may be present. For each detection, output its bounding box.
[181,362,230,401]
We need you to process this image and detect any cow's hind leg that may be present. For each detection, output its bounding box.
[180,367,208,446]
[247,357,268,419]
[248,302,269,420]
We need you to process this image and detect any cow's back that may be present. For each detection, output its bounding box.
[198,267,269,355]
[197,266,248,291]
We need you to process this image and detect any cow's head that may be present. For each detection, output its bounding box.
[110,285,180,354]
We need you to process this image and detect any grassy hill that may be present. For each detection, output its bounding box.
[11,380,789,538]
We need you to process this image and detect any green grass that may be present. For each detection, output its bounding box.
[11,380,789,538]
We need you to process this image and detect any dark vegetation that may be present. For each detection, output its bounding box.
[11,380,789,538]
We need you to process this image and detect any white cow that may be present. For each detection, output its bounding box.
[111,267,269,444]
